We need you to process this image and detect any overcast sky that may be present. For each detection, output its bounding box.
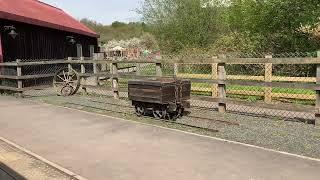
[40,0,143,25]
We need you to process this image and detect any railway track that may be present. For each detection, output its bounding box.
[64,101,220,133]
[85,98,239,126]
[62,96,239,132]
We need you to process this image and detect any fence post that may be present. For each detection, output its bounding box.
[174,63,178,78]
[212,57,218,97]
[218,55,227,113]
[67,57,72,71]
[97,53,107,72]
[92,54,98,86]
[136,63,141,76]
[80,57,87,94]
[264,55,273,103]
[16,59,23,97]
[156,62,162,77]
[316,51,320,126]
[111,62,119,99]
[80,57,85,76]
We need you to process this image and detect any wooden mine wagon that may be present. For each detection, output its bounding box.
[128,78,191,119]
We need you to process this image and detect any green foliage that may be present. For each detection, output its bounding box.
[140,33,159,49]
[138,0,320,54]
[226,0,320,53]
[80,18,148,44]
[81,19,159,50]
[138,0,223,53]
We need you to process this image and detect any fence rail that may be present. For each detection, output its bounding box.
[0,52,320,126]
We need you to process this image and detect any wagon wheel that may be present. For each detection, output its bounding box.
[135,105,146,116]
[153,107,167,119]
[53,67,80,96]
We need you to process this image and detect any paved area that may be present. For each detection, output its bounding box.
[0,96,320,180]
[0,139,75,180]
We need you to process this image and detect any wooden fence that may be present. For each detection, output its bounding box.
[176,73,316,101]
[1,52,320,126]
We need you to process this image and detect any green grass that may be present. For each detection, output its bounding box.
[191,82,315,105]
[139,64,156,76]
[192,83,315,95]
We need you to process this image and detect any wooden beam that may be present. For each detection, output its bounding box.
[112,63,119,99]
[136,63,141,76]
[92,54,99,86]
[0,62,19,66]
[9,57,320,67]
[211,62,218,98]
[0,74,55,80]
[316,51,320,126]
[174,63,178,78]
[218,57,227,113]
[172,57,320,64]
[16,59,23,97]
[0,86,22,92]
[264,56,273,103]
[156,63,162,77]
[80,57,87,93]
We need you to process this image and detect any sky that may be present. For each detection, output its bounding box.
[40,0,143,25]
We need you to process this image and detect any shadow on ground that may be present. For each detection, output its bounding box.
[0,162,27,180]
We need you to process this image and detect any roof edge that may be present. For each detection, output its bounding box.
[0,11,100,38]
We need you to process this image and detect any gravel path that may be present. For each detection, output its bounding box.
[0,139,76,180]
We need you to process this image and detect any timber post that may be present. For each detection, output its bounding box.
[136,63,141,76]
[212,56,218,98]
[174,63,178,78]
[80,57,87,93]
[156,62,162,77]
[264,55,273,103]
[316,51,320,126]
[111,62,119,99]
[92,54,99,86]
[16,59,23,97]
[98,53,107,72]
[80,57,85,77]
[67,57,72,70]
[218,55,227,113]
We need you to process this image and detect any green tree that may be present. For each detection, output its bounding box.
[80,19,148,44]
[138,0,224,53]
[225,0,320,53]
[139,0,320,54]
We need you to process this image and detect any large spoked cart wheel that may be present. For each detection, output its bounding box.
[53,67,80,96]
